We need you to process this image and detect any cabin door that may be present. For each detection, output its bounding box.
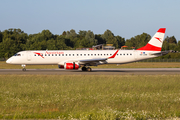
[27,51,31,61]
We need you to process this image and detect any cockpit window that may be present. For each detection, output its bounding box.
[14,53,21,56]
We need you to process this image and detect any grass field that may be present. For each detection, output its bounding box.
[0,74,180,119]
[1,61,180,69]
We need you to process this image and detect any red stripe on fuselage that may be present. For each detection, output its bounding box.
[137,43,161,51]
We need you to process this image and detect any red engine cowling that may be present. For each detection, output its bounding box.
[58,65,64,69]
[64,62,79,70]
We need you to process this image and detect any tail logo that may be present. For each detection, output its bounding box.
[154,37,162,43]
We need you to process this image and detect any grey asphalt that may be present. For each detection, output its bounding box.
[0,68,180,75]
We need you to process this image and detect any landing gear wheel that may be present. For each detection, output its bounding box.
[82,67,87,71]
[87,67,92,72]
[22,68,26,71]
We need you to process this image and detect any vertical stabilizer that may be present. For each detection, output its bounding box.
[137,28,166,51]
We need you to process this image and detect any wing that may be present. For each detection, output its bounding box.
[78,58,108,66]
[79,50,119,65]
[58,50,119,66]
[79,58,107,62]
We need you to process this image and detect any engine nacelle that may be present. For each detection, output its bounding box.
[58,65,64,69]
[64,62,80,70]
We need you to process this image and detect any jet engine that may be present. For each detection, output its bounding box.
[64,62,80,70]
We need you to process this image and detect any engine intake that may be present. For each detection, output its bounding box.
[58,65,64,69]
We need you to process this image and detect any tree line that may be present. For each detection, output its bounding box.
[0,28,179,59]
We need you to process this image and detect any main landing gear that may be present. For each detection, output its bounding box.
[81,66,92,72]
[21,64,26,71]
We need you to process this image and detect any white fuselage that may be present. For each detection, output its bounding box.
[6,50,160,65]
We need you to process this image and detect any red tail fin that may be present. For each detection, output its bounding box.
[137,28,166,51]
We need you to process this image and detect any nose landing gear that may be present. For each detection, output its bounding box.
[21,64,26,71]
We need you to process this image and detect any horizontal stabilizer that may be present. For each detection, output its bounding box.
[149,51,169,55]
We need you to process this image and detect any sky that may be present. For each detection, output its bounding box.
[1,0,180,40]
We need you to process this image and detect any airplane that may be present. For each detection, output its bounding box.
[6,28,167,71]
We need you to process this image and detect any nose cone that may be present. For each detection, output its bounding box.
[6,58,13,64]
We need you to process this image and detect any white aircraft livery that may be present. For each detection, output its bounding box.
[6,28,166,71]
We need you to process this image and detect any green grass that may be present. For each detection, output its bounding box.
[0,75,180,119]
[1,61,180,69]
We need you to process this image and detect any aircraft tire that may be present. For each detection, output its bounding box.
[82,67,87,71]
[87,67,92,72]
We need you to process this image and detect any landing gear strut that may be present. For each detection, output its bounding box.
[21,64,26,71]
[81,66,92,72]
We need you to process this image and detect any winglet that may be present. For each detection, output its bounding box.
[108,50,119,59]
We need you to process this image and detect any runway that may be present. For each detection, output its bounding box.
[0,68,180,75]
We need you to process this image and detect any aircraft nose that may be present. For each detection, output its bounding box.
[6,58,13,64]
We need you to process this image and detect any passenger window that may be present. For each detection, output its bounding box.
[80,54,82,56]
[34,54,36,56]
[84,54,86,56]
[55,54,57,56]
[104,54,106,56]
[77,54,78,56]
[45,54,47,56]
[73,54,74,56]
[94,54,96,56]
[91,54,93,56]
[127,54,128,55]
[62,54,64,56]
[48,54,50,56]
[52,54,54,56]
[59,54,61,56]
[66,54,67,56]
[69,54,71,56]
[123,54,125,55]
[88,54,90,56]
